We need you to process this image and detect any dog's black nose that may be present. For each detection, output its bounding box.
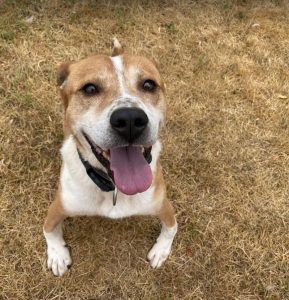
[110,107,148,142]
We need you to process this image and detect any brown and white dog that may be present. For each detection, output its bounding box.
[43,39,177,276]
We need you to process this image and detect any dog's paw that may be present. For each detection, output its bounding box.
[47,244,72,277]
[147,240,171,269]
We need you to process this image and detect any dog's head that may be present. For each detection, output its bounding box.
[57,39,166,195]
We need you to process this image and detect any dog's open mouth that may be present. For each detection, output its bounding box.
[83,132,153,195]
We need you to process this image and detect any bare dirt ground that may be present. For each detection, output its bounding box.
[1,0,289,299]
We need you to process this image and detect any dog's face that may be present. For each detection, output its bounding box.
[59,54,165,149]
[58,49,165,195]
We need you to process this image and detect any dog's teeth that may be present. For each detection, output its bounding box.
[103,151,110,160]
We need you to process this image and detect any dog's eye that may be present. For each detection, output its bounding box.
[142,79,157,92]
[81,83,100,96]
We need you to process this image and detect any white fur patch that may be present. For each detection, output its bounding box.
[147,222,178,268]
[76,105,113,150]
[44,224,72,276]
[110,55,126,95]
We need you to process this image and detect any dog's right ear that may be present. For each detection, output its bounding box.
[57,61,73,108]
[57,61,73,88]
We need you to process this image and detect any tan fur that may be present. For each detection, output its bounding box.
[122,54,166,106]
[57,61,73,109]
[59,55,119,137]
[61,55,119,107]
[153,160,166,202]
[152,160,176,227]
[158,199,176,228]
[43,187,66,233]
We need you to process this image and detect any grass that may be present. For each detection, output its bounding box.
[1,0,289,299]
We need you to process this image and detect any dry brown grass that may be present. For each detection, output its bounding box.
[1,0,289,299]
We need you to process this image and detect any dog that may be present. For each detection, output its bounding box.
[43,39,178,276]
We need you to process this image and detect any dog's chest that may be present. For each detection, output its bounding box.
[61,172,158,218]
[59,137,161,218]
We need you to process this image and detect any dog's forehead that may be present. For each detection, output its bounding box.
[68,54,160,85]
[68,55,115,85]
[122,54,161,80]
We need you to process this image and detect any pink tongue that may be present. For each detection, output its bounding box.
[110,146,153,195]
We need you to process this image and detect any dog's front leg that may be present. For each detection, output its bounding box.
[148,199,177,268]
[43,189,71,276]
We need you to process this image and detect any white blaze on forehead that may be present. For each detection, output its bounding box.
[110,55,126,95]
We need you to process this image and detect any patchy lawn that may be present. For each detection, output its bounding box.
[1,0,289,299]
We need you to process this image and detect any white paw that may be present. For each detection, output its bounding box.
[147,241,171,268]
[47,244,72,276]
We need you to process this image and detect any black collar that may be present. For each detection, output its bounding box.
[77,150,115,192]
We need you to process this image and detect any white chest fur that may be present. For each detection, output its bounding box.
[60,136,162,219]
